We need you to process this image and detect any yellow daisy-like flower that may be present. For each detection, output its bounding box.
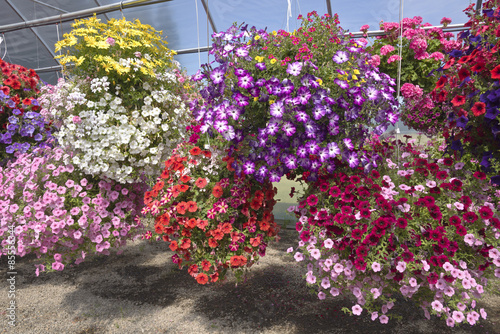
[270,59,277,64]
[353,69,360,75]
[316,78,323,85]
[254,35,261,40]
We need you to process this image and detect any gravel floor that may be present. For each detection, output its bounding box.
[1,229,499,334]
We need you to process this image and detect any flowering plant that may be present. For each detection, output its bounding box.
[426,0,500,183]
[289,137,500,327]
[40,73,190,183]
[0,146,147,274]
[141,142,280,284]
[0,59,54,160]
[190,12,398,183]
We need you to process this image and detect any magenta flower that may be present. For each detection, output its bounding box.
[286,62,303,76]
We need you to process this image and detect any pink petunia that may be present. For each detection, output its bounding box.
[352,304,363,316]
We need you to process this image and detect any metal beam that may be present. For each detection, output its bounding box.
[476,0,483,14]
[5,0,60,65]
[200,0,217,33]
[326,0,332,17]
[29,0,68,13]
[93,0,111,22]
[0,0,172,33]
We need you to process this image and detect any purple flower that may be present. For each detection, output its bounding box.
[235,46,249,57]
[327,142,340,157]
[286,61,303,76]
[353,94,365,106]
[318,148,329,162]
[347,151,359,168]
[312,104,326,120]
[214,120,228,132]
[210,67,225,84]
[386,112,398,125]
[269,170,281,182]
[243,161,255,175]
[238,74,254,89]
[284,155,297,169]
[233,92,249,107]
[332,51,349,64]
[343,138,354,150]
[255,62,266,70]
[295,110,309,123]
[234,68,247,77]
[297,145,308,158]
[270,100,285,118]
[257,166,268,178]
[266,121,280,136]
[282,122,296,136]
[192,69,204,81]
[365,86,379,100]
[306,141,319,154]
[334,78,349,89]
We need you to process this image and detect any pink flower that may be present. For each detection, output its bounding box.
[321,277,330,289]
[387,55,402,64]
[446,317,455,327]
[360,24,369,31]
[371,262,381,272]
[324,238,334,249]
[318,291,326,300]
[440,17,452,26]
[430,52,444,60]
[396,261,406,273]
[72,116,82,124]
[310,248,321,260]
[371,288,381,299]
[352,304,363,316]
[306,274,316,284]
[371,312,378,321]
[379,315,389,324]
[334,263,344,274]
[368,55,380,66]
[106,37,115,46]
[330,287,340,296]
[380,45,395,56]
[480,308,487,319]
[51,262,64,271]
[9,204,19,213]
[452,311,464,323]
[431,300,443,312]
[294,252,304,262]
[53,253,62,262]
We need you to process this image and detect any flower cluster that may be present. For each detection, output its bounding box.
[142,142,279,284]
[0,59,53,161]
[366,16,459,92]
[41,74,189,183]
[0,146,147,274]
[289,137,500,327]
[191,12,398,183]
[426,0,500,183]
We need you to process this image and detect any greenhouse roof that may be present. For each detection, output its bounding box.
[0,0,475,84]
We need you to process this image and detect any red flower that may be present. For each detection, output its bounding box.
[473,171,487,180]
[442,157,453,166]
[396,218,407,228]
[443,58,454,69]
[212,185,223,198]
[197,219,208,230]
[188,264,199,275]
[435,76,447,89]
[196,273,209,284]
[22,98,31,105]
[202,150,212,158]
[463,212,478,223]
[329,186,341,197]
[180,174,191,183]
[211,229,224,240]
[491,64,500,79]
[210,272,219,282]
[471,62,485,72]
[259,220,270,231]
[455,225,467,236]
[471,102,486,116]
[186,201,198,212]
[176,201,188,214]
[208,238,218,248]
[180,238,191,249]
[169,241,178,251]
[250,236,261,247]
[195,177,208,188]
[201,260,211,271]
[179,184,189,192]
[437,90,448,103]
[189,146,202,156]
[449,215,461,225]
[436,170,448,180]
[351,228,363,240]
[479,206,494,220]
[451,95,466,107]
[458,68,470,81]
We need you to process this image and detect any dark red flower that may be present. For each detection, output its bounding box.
[435,76,448,89]
[436,170,448,180]
[350,175,361,184]
[491,64,500,79]
[471,102,486,116]
[479,206,494,220]
[458,67,470,81]
[371,170,380,179]
[396,218,407,228]
[471,62,486,72]
[351,229,364,240]
[449,215,462,225]
[329,186,341,197]
[451,95,466,106]
[463,211,478,223]
[473,171,487,180]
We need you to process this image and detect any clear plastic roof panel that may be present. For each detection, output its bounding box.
[0,0,474,84]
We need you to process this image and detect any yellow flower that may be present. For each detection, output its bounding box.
[272,31,277,36]
[353,69,360,75]
[75,56,85,66]
[255,56,264,62]
[352,75,358,81]
[269,99,275,104]
[254,35,261,40]
[316,78,323,85]
[254,97,258,102]
[270,59,277,64]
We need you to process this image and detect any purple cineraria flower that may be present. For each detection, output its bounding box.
[233,92,249,107]
[343,138,354,151]
[238,74,254,89]
[192,69,205,81]
[332,50,349,64]
[282,121,296,136]
[295,86,311,105]
[387,112,398,125]
[365,86,379,100]
[295,110,309,123]
[210,67,225,84]
[234,68,247,77]
[243,161,255,175]
[286,62,303,76]
[297,145,308,158]
[306,141,320,155]
[270,100,285,118]
[347,151,359,168]
[255,62,266,71]
[235,46,249,57]
[327,142,341,158]
[214,120,229,132]
[334,79,349,90]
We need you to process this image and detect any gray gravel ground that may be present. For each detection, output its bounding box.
[1,229,499,334]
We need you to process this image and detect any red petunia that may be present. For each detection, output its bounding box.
[197,219,208,230]
[212,185,223,198]
[179,238,191,249]
[202,150,212,158]
[250,236,261,247]
[458,55,471,64]
[435,76,448,89]
[491,64,500,79]
[208,238,218,248]
[180,174,191,183]
[458,68,470,81]
[179,184,189,192]
[176,201,188,214]
[189,146,201,156]
[196,273,209,284]
[201,260,211,271]
[451,95,466,107]
[471,102,486,116]
[169,241,178,251]
[195,177,208,188]
[186,201,198,212]
[473,171,487,180]
[210,272,219,282]
[443,58,455,69]
[471,62,485,72]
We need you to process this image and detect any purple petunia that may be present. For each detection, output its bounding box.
[282,121,296,136]
[242,161,255,175]
[327,142,340,157]
[343,138,354,151]
[270,100,285,118]
[347,151,359,168]
[235,46,249,57]
[255,62,266,71]
[365,86,379,100]
[332,51,349,64]
[286,62,303,76]
[210,67,225,84]
[238,74,254,89]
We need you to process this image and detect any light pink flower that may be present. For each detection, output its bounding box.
[431,300,443,312]
[452,311,464,323]
[379,315,389,324]
[396,261,406,273]
[380,44,395,56]
[294,252,304,261]
[318,291,326,300]
[371,262,381,272]
[352,304,363,316]
[371,311,378,321]
[330,287,340,296]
